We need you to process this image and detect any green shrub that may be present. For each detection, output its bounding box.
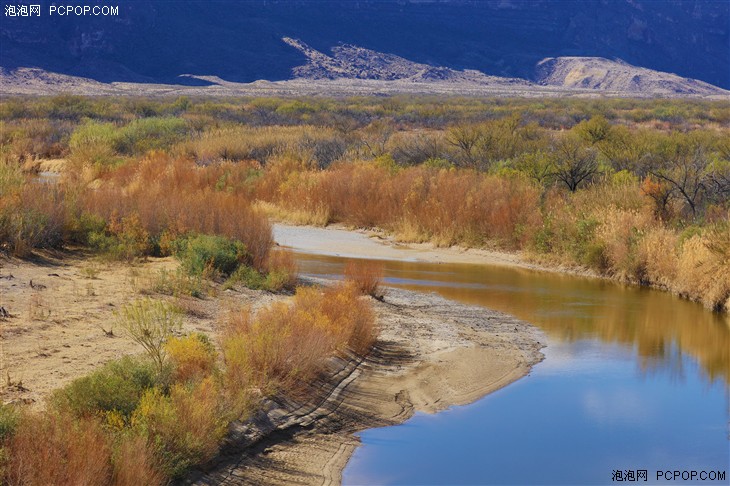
[51,357,160,419]
[117,117,189,155]
[223,265,266,290]
[65,212,107,246]
[152,268,206,298]
[173,234,248,278]
[69,120,120,165]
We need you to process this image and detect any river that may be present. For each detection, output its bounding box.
[287,251,729,485]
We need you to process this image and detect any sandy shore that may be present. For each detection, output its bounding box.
[273,223,598,278]
[189,283,545,485]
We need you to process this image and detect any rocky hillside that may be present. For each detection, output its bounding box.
[283,38,530,87]
[535,57,728,96]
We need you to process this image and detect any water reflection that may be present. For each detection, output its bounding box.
[295,253,730,386]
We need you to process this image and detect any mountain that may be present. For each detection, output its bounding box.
[1,0,728,92]
[535,57,727,96]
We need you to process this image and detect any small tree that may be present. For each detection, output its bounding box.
[116,298,182,372]
[550,136,600,192]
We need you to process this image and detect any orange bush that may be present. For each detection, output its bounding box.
[265,248,299,291]
[344,260,384,298]
[221,283,376,397]
[111,434,165,486]
[5,412,112,486]
[257,160,542,250]
[81,154,272,269]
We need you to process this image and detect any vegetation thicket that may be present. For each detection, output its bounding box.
[2,96,728,310]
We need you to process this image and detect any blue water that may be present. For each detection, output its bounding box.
[291,253,730,485]
[344,341,728,485]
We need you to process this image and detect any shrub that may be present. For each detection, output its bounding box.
[221,283,376,396]
[223,265,266,290]
[0,404,18,442]
[165,333,217,383]
[172,234,248,278]
[344,260,384,298]
[116,117,188,155]
[116,299,183,372]
[131,378,226,478]
[223,249,297,292]
[0,404,19,478]
[0,183,66,257]
[50,357,159,420]
[596,208,653,282]
[151,268,206,298]
[676,227,730,311]
[639,227,679,288]
[89,214,151,261]
[264,249,298,291]
[82,155,273,271]
[69,120,119,165]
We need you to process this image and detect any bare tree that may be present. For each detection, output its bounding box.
[648,145,710,218]
[446,124,483,168]
[550,136,600,192]
[359,120,395,158]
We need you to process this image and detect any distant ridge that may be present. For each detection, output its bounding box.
[535,57,728,96]
[1,44,727,98]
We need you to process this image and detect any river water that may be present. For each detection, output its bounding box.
[290,252,729,485]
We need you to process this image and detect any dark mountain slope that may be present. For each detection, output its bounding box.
[1,1,728,89]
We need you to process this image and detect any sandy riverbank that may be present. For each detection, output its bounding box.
[273,223,599,278]
[189,283,545,485]
[1,231,545,486]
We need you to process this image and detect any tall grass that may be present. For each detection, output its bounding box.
[177,125,348,167]
[257,160,542,249]
[4,412,112,486]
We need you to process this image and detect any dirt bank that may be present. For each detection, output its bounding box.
[188,281,545,485]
